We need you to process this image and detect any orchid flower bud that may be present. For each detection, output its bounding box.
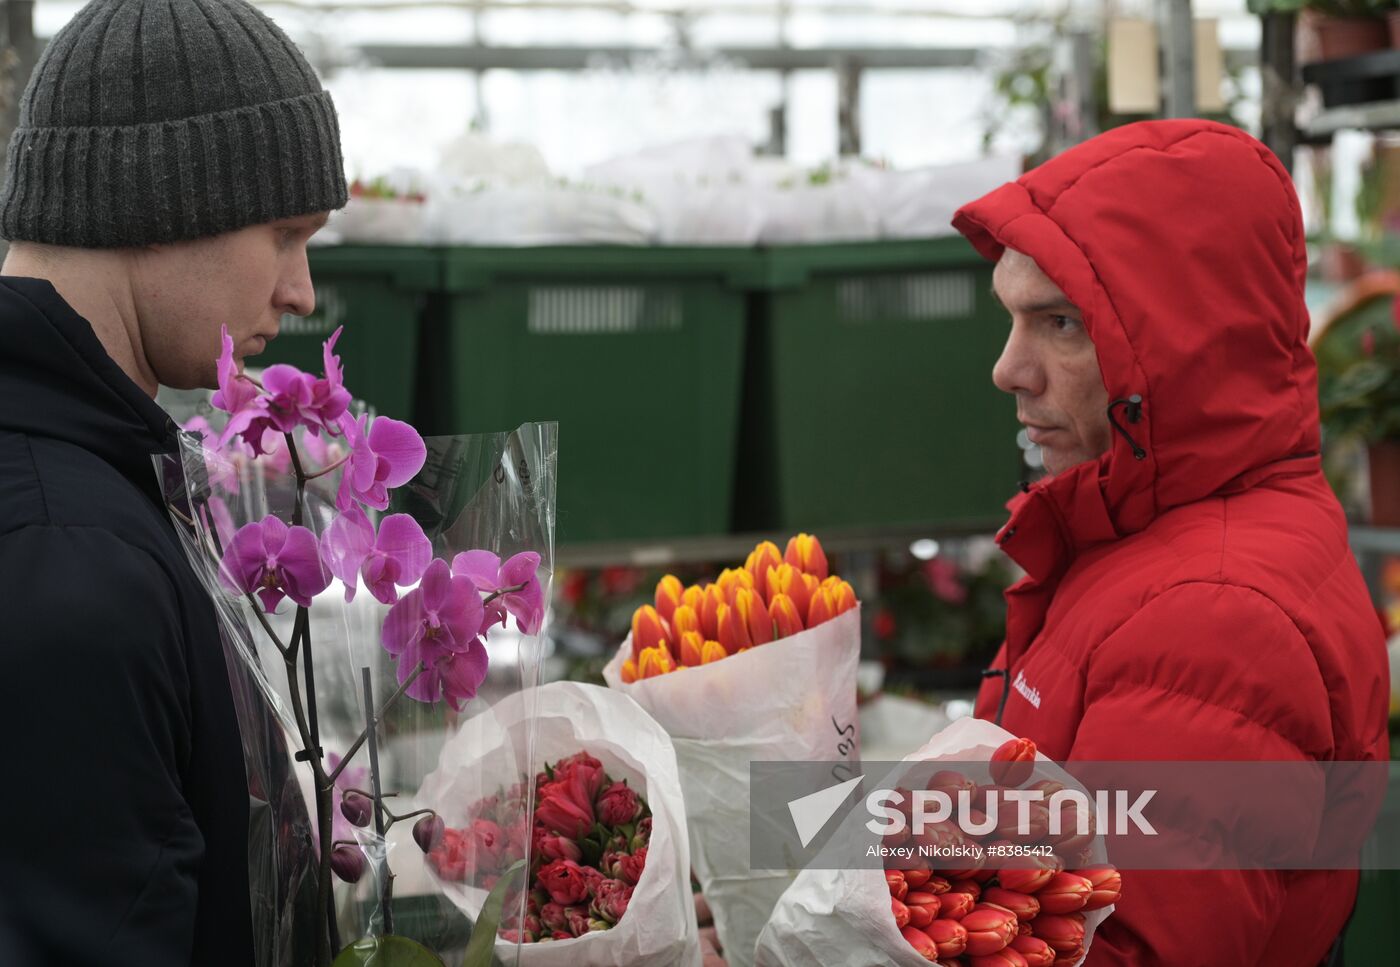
[331,844,366,883]
[340,791,373,828]
[413,813,446,853]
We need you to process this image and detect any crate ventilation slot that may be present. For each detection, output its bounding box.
[837,271,975,324]
[528,286,684,334]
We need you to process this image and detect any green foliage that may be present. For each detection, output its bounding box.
[331,935,446,967]
[1318,293,1400,445]
[460,859,527,967]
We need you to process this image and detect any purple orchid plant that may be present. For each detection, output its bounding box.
[183,325,546,967]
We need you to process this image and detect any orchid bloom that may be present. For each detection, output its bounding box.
[211,326,273,453]
[251,327,352,438]
[450,549,545,635]
[219,515,332,612]
[381,558,488,710]
[321,504,432,605]
[335,412,427,512]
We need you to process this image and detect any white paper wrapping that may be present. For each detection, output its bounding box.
[602,606,862,967]
[755,716,1114,967]
[416,681,701,966]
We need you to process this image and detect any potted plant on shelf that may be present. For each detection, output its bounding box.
[1254,0,1398,61]
[1315,272,1400,525]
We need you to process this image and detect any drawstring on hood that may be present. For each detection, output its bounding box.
[1107,395,1147,461]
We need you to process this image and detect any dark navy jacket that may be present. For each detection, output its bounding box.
[0,277,253,965]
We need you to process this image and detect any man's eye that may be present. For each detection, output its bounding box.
[1050,315,1080,333]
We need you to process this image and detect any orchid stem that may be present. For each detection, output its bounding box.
[361,668,395,936]
[304,454,350,481]
[325,661,427,788]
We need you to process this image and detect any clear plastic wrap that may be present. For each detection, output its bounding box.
[159,408,557,967]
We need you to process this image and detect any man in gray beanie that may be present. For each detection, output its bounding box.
[0,0,346,964]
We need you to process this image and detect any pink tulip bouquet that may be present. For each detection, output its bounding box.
[158,326,557,967]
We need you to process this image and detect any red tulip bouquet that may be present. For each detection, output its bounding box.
[158,326,557,967]
[601,535,862,967]
[756,718,1119,967]
[416,681,701,966]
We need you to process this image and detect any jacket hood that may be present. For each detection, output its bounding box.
[0,277,178,496]
[953,119,1319,581]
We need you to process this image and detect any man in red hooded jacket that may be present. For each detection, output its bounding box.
[955,118,1390,964]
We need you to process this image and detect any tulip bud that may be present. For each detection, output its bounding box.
[1046,800,1095,853]
[904,891,941,929]
[745,541,783,592]
[340,791,373,828]
[923,875,951,895]
[716,602,752,654]
[990,737,1037,788]
[950,879,982,901]
[1036,872,1092,915]
[769,593,805,638]
[767,564,815,620]
[982,887,1039,921]
[784,533,830,580]
[699,584,725,639]
[927,769,976,798]
[996,864,1056,895]
[891,897,911,929]
[700,640,727,664]
[925,919,969,958]
[671,605,702,639]
[654,575,683,623]
[961,906,1017,956]
[630,605,671,663]
[830,578,857,615]
[901,925,939,961]
[902,867,932,890]
[678,631,704,666]
[995,801,1051,843]
[1017,921,1033,937]
[1010,936,1056,967]
[733,587,774,646]
[620,659,638,684]
[331,844,366,883]
[1030,914,1085,955]
[886,870,909,902]
[808,586,838,628]
[681,584,704,612]
[968,949,1028,967]
[939,891,976,920]
[1075,864,1122,911]
[638,644,676,679]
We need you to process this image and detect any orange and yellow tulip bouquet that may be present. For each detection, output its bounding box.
[755,717,1120,967]
[602,534,862,966]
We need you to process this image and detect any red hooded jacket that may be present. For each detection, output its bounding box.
[955,120,1389,964]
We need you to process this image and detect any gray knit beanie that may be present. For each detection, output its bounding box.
[0,0,348,247]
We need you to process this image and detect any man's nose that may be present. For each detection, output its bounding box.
[277,254,316,319]
[992,323,1044,398]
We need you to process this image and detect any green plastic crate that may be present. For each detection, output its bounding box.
[736,238,1020,535]
[256,245,439,421]
[422,247,757,546]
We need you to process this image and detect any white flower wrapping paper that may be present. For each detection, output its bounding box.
[755,716,1115,967]
[416,681,701,966]
[602,606,862,967]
